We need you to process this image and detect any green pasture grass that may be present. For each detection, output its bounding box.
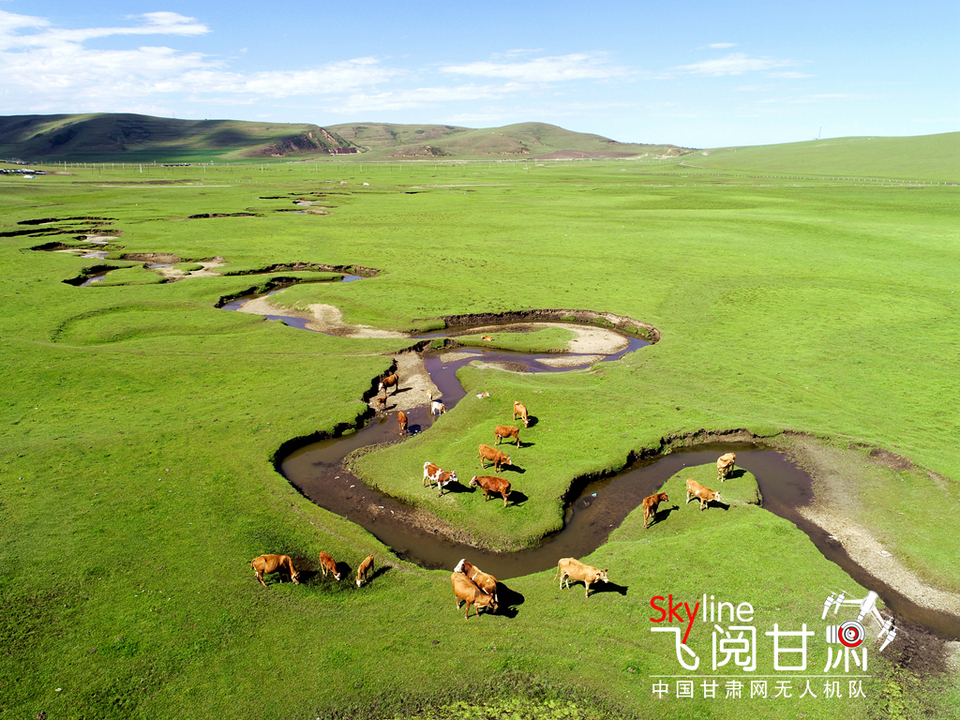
[1,148,959,718]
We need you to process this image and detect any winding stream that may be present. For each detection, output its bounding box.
[222,292,960,643]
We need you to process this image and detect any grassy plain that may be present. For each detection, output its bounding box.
[1,144,959,719]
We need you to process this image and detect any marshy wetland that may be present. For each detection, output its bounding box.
[3,148,959,719]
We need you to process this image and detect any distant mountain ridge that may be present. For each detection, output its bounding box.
[0,113,357,162]
[0,113,692,163]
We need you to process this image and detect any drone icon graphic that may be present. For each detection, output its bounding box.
[821,589,898,652]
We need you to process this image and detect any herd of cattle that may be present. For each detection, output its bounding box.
[416,392,530,507]
[249,549,610,618]
[252,374,740,618]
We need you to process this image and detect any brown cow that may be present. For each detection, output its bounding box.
[513,401,530,428]
[378,373,399,395]
[477,444,511,472]
[642,492,669,529]
[431,400,447,416]
[481,335,493,341]
[397,410,407,436]
[454,559,498,601]
[375,394,388,412]
[356,555,375,587]
[451,572,497,619]
[494,425,520,447]
[470,475,512,508]
[686,478,721,511]
[423,461,459,497]
[250,554,300,587]
[318,551,341,581]
[717,452,737,482]
[554,557,609,598]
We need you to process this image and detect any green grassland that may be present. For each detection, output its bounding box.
[1,138,959,719]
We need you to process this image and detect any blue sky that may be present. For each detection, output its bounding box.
[1,0,957,148]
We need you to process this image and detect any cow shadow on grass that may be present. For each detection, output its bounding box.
[524,416,539,428]
[507,490,528,507]
[591,581,629,597]
[649,504,682,527]
[437,481,472,496]
[722,469,747,481]
[494,582,524,618]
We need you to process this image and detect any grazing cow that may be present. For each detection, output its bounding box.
[454,559,498,601]
[717,452,737,482]
[451,572,497,619]
[431,401,447,416]
[554,557,609,598]
[378,373,399,395]
[494,425,520,447]
[318,551,341,581]
[397,410,407,435]
[470,475,512,508]
[356,555,375,587]
[423,461,459,497]
[477,444,511,473]
[375,394,387,412]
[642,492,669,529]
[686,478,721,511]
[250,554,300,587]
[513,401,530,428]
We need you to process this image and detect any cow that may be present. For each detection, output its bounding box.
[356,555,375,587]
[477,444,511,473]
[642,492,669,529]
[686,478,721,511]
[375,394,388,412]
[481,335,493,341]
[397,410,407,436]
[554,557,609,598]
[451,572,497,619]
[431,400,447,416]
[513,401,530,428]
[494,424,520,447]
[250,554,300,587]
[717,452,737,482]
[454,559,498,602]
[378,373,399,395]
[423,461,459,497]
[470,475,512,508]
[318,551,341,581]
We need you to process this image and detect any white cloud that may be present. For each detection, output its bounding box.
[708,43,737,49]
[670,52,797,76]
[330,82,528,115]
[0,10,207,50]
[0,10,400,113]
[441,53,631,82]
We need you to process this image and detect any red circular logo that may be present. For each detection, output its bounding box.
[839,620,865,648]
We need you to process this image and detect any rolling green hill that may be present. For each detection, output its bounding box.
[681,132,960,182]
[327,120,691,160]
[0,113,693,163]
[0,113,357,163]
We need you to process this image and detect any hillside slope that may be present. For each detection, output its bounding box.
[686,132,960,182]
[0,113,356,162]
[329,120,690,160]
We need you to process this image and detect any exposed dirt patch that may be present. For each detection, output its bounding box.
[154,257,226,280]
[458,321,630,357]
[120,252,180,264]
[433,308,659,344]
[368,352,440,413]
[768,433,960,619]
